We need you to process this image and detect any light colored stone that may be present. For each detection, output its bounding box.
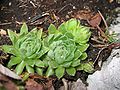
[59,79,86,90]
[68,79,87,90]
[87,15,120,90]
[87,49,120,90]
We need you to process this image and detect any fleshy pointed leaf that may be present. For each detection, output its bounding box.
[37,29,42,39]
[15,61,26,75]
[25,59,35,67]
[80,52,87,60]
[48,61,58,68]
[12,48,21,56]
[61,61,72,68]
[46,67,54,77]
[22,73,30,81]
[65,18,79,31]
[26,65,34,73]
[37,45,49,58]
[77,62,94,73]
[66,67,76,76]
[20,22,28,35]
[74,49,82,60]
[82,62,94,73]
[76,64,84,71]
[7,29,17,45]
[35,60,45,67]
[71,59,80,67]
[48,24,58,34]
[2,45,20,56]
[58,22,66,34]
[8,56,22,68]
[55,66,65,79]
[42,56,50,67]
[36,67,43,75]
[2,45,14,54]
[64,32,74,39]
[78,44,89,52]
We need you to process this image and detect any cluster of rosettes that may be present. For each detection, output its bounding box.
[2,19,92,79]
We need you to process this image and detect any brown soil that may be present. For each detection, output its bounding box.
[0,0,119,90]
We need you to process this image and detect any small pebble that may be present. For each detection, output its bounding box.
[0,29,7,35]
[9,2,12,6]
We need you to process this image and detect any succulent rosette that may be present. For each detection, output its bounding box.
[44,34,84,79]
[43,19,91,79]
[2,23,48,75]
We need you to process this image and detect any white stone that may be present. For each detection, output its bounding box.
[87,15,120,90]
[87,49,120,90]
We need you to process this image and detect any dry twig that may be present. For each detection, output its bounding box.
[0,22,12,26]
[93,47,107,65]
[98,10,108,30]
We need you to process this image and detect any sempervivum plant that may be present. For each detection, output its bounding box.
[58,19,91,44]
[49,19,91,52]
[2,23,48,75]
[44,34,83,79]
[49,19,91,43]
[43,19,91,79]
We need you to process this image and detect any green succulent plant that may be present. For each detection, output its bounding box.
[43,19,91,79]
[48,18,91,52]
[49,19,91,43]
[1,19,92,79]
[2,23,48,75]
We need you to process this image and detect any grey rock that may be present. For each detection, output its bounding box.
[59,79,86,90]
[68,79,87,90]
[87,15,120,90]
[87,49,120,90]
